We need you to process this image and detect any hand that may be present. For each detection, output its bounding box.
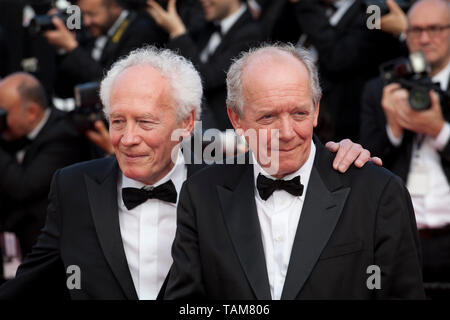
[381,83,405,138]
[326,139,382,173]
[396,90,445,138]
[43,16,78,51]
[146,0,186,38]
[380,0,408,36]
[86,120,114,155]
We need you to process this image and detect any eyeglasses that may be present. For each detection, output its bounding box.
[406,25,450,39]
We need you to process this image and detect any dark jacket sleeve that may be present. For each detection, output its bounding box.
[359,78,398,158]
[164,182,206,299]
[374,175,425,299]
[0,170,69,299]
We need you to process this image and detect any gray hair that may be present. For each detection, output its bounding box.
[226,43,322,116]
[100,46,202,120]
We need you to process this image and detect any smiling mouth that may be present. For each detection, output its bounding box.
[122,152,147,159]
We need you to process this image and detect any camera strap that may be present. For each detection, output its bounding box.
[92,10,135,61]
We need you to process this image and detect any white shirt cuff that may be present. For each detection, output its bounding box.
[432,122,450,151]
[386,124,403,146]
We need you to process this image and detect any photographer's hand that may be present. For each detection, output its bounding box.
[86,120,114,155]
[380,0,408,36]
[397,90,445,138]
[43,17,78,52]
[382,83,405,139]
[146,0,186,38]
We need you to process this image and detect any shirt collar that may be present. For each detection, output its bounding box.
[432,60,450,91]
[252,140,316,190]
[27,108,51,140]
[219,3,246,36]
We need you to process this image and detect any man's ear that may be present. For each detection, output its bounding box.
[179,109,196,138]
[227,107,242,131]
[25,102,41,122]
[313,101,320,128]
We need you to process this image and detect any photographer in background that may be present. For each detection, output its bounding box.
[0,72,90,261]
[360,0,450,298]
[146,0,263,131]
[43,0,165,98]
[285,0,408,142]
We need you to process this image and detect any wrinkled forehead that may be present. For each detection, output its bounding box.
[241,52,312,102]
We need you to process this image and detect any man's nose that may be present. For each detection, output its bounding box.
[120,124,141,146]
[418,29,432,43]
[83,15,92,27]
[278,116,296,141]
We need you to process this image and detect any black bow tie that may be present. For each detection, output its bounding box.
[122,180,177,210]
[256,173,304,201]
[210,23,222,37]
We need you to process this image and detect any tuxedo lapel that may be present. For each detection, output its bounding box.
[281,142,350,300]
[217,162,272,300]
[84,157,138,300]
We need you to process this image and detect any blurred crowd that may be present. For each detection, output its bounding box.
[0,0,449,299]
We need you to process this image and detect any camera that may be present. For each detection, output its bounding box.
[363,0,415,15]
[380,52,446,111]
[70,82,104,133]
[0,109,7,133]
[28,11,70,35]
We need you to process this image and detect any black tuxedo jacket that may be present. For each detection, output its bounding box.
[167,9,263,131]
[291,0,407,141]
[55,11,166,97]
[360,76,450,184]
[165,140,425,299]
[0,156,204,299]
[0,109,90,255]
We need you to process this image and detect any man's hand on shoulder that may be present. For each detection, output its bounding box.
[326,139,382,173]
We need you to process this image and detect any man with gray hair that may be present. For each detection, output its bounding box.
[0,46,380,299]
[165,43,425,300]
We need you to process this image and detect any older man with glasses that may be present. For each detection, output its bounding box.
[360,0,450,299]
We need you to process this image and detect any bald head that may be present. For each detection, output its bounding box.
[0,73,48,140]
[406,0,450,74]
[408,0,450,20]
[227,44,322,117]
[0,72,48,110]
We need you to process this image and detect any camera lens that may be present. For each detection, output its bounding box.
[409,87,430,111]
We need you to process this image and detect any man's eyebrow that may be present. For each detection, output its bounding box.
[109,112,122,118]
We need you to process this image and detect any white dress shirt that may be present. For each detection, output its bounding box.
[252,142,316,300]
[200,4,247,63]
[386,61,450,229]
[117,150,187,299]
